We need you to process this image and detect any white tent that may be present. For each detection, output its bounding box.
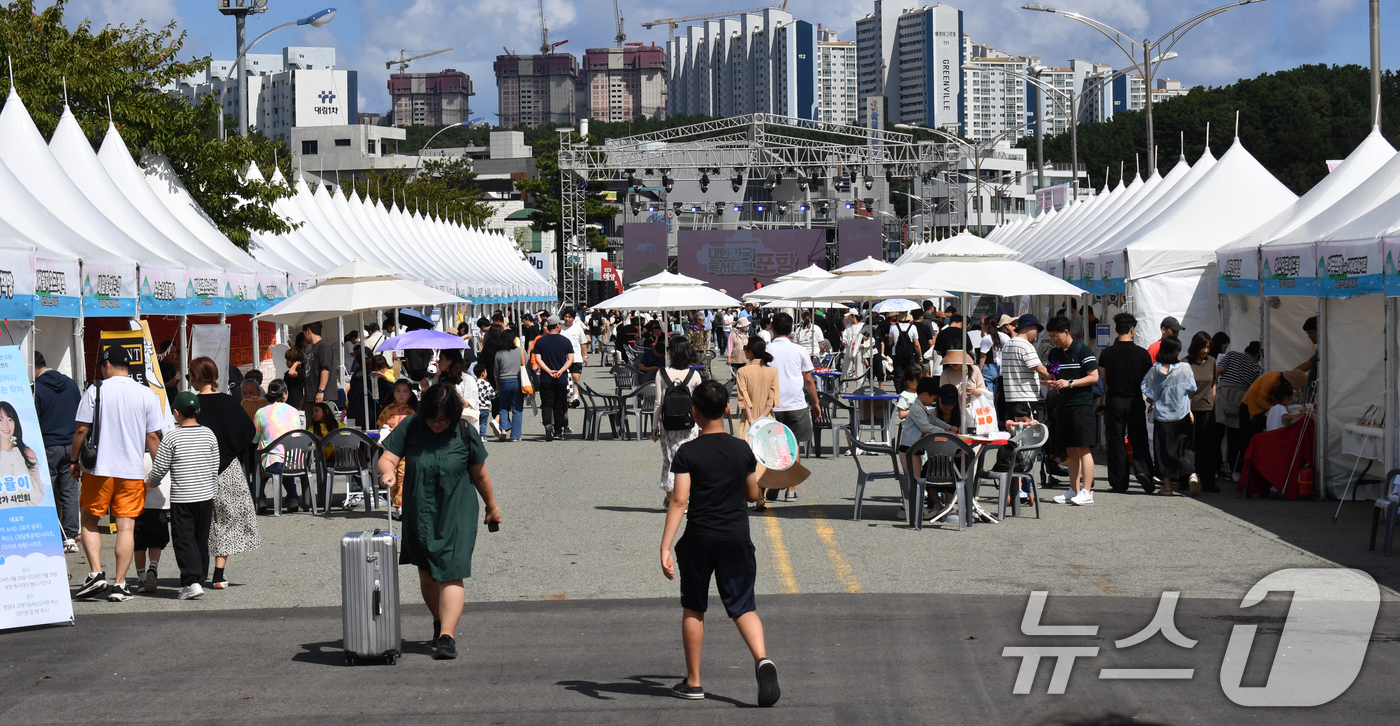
[897,232,1015,264]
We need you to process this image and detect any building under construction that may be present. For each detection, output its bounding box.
[493,52,582,129]
[582,44,667,123]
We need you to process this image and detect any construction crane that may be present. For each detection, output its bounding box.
[386,47,452,74]
[538,0,550,54]
[642,1,787,41]
[613,0,626,45]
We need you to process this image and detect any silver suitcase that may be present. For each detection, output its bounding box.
[340,529,401,666]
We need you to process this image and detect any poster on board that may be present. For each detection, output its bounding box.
[0,346,75,630]
[100,322,172,424]
[677,228,827,291]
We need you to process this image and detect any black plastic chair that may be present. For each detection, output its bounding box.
[974,424,1048,520]
[618,382,657,440]
[254,429,320,516]
[845,428,906,521]
[723,378,740,435]
[813,391,858,459]
[577,380,625,441]
[903,432,977,531]
[1369,469,1400,555]
[610,364,643,398]
[318,428,381,514]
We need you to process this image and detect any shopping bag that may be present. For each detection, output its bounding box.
[967,390,997,436]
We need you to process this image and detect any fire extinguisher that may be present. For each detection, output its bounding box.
[1297,462,1315,499]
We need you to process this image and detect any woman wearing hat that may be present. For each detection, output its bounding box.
[841,309,871,381]
[725,317,751,375]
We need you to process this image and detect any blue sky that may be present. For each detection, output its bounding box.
[51,0,1399,122]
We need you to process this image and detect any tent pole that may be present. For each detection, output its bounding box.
[337,316,346,401]
[1316,296,1328,501]
[1258,249,1270,371]
[251,314,260,382]
[359,311,372,434]
[1386,297,1398,474]
[218,313,227,390]
[180,315,189,393]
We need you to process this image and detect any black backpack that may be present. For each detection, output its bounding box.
[661,369,698,431]
[891,323,916,359]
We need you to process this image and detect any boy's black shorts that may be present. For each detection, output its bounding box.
[676,534,757,618]
[133,507,170,550]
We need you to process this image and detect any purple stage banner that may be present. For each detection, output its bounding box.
[623,221,669,286]
[677,229,827,291]
[838,218,882,267]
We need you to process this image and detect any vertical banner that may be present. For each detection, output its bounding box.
[837,217,882,266]
[599,258,623,295]
[623,221,669,286]
[191,324,231,389]
[677,229,827,291]
[0,345,74,630]
[1261,244,1317,296]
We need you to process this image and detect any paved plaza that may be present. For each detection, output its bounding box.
[5,364,1399,724]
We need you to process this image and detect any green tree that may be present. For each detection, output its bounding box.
[515,132,617,251]
[1024,64,1400,194]
[0,0,296,249]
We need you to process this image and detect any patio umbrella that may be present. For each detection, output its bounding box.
[773,264,836,282]
[396,307,436,331]
[629,271,711,288]
[872,298,921,313]
[375,329,468,352]
[593,282,743,312]
[896,231,1017,265]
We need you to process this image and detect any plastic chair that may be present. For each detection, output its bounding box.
[723,378,740,435]
[844,428,906,521]
[813,391,857,459]
[974,424,1048,520]
[577,380,625,441]
[318,428,381,515]
[254,430,320,516]
[610,364,642,398]
[1369,469,1400,555]
[618,382,657,440]
[903,432,977,531]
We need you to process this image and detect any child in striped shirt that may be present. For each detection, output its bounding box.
[146,392,219,601]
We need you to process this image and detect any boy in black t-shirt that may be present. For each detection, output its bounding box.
[661,380,781,707]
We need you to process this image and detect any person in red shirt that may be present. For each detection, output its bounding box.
[1146,316,1182,360]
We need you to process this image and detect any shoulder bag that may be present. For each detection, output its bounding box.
[78,380,101,470]
[519,346,535,396]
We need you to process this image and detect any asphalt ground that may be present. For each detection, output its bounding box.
[11,360,1400,723]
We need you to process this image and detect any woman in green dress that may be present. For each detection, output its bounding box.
[377,382,503,661]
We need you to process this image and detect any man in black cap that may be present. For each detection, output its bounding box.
[1147,316,1182,361]
[1000,314,1050,420]
[532,315,575,441]
[70,345,164,602]
[1097,313,1156,493]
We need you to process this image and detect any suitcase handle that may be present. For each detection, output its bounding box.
[373,580,381,616]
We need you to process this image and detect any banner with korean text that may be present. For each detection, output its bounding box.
[677,229,827,291]
[0,346,74,630]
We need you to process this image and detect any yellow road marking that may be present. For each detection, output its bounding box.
[760,513,800,593]
[812,513,865,593]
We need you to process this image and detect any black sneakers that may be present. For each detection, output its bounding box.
[431,620,441,643]
[74,572,107,599]
[671,681,705,700]
[107,583,133,602]
[433,634,457,660]
[756,658,781,707]
[544,425,554,442]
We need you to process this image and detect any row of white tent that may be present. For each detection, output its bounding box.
[0,84,549,376]
[985,126,1400,497]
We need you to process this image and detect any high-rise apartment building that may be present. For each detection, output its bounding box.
[388,69,474,127]
[494,53,582,129]
[666,8,797,118]
[816,29,859,125]
[856,2,964,131]
[963,41,1026,143]
[582,44,667,122]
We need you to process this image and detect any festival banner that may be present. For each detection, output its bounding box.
[1261,244,1317,296]
[34,256,81,318]
[599,258,623,295]
[837,218,881,266]
[1316,240,1384,297]
[1386,238,1400,297]
[138,266,184,315]
[1216,247,1259,296]
[0,346,75,631]
[254,272,284,312]
[677,228,827,291]
[223,272,256,315]
[182,269,227,314]
[1094,251,1126,294]
[0,247,36,321]
[623,221,668,286]
[80,262,137,318]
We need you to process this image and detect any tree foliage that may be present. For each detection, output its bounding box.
[0,0,295,249]
[1025,64,1400,194]
[515,132,619,252]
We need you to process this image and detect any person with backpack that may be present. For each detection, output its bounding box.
[376,382,503,661]
[654,335,703,509]
[883,312,922,394]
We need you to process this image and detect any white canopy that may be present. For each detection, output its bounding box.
[594,282,743,311]
[253,259,469,328]
[851,259,1084,299]
[897,231,1015,264]
[1255,136,1400,252]
[773,264,835,282]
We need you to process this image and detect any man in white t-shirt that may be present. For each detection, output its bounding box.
[71,345,165,602]
[562,307,589,403]
[767,313,821,468]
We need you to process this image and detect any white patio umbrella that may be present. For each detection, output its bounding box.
[628,270,711,288]
[593,283,743,311]
[254,259,470,328]
[773,264,836,282]
[832,256,896,274]
[897,231,1017,265]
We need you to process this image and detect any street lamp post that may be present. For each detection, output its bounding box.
[1021,0,1267,172]
[416,120,471,171]
[216,6,337,138]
